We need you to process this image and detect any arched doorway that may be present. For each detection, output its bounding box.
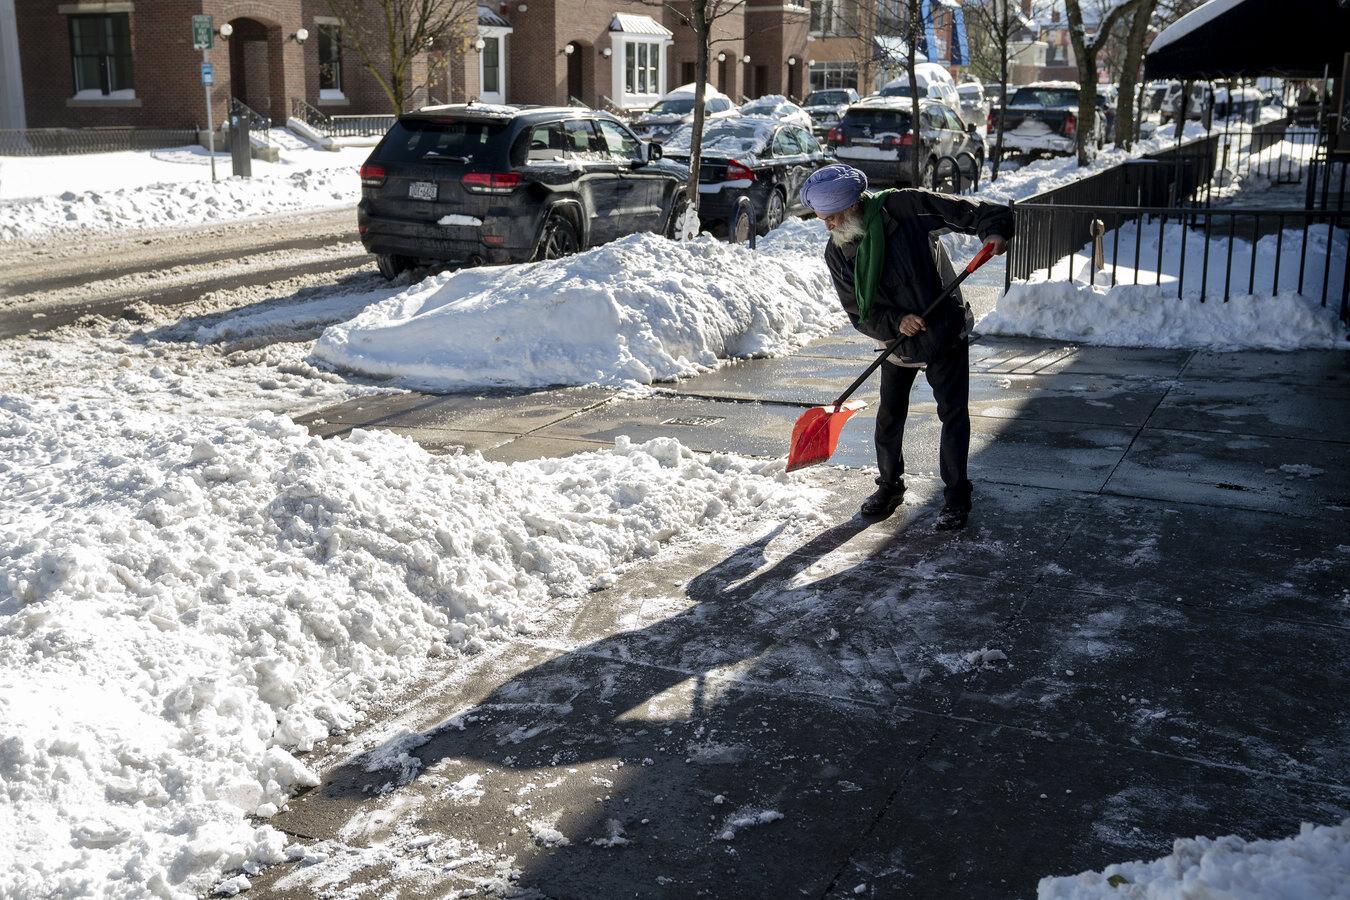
[226,16,284,122]
[564,41,594,105]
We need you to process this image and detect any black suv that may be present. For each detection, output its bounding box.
[827,98,983,189]
[358,105,689,279]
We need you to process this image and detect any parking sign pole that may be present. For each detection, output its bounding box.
[203,47,216,182]
[193,15,216,182]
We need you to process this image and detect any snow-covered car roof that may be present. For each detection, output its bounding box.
[740,96,809,120]
[660,116,777,156]
[1024,80,1079,90]
[661,82,729,101]
[415,102,521,118]
[957,83,985,95]
[881,63,955,91]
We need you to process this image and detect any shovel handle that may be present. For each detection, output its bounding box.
[829,242,998,410]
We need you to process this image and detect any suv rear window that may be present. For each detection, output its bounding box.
[843,108,912,132]
[1009,88,1079,107]
[376,118,509,164]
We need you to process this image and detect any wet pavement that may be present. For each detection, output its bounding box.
[262,325,1349,898]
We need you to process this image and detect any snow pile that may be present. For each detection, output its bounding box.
[312,220,842,389]
[980,281,1346,350]
[0,163,360,241]
[0,397,819,898]
[1038,818,1350,899]
[982,220,1348,350]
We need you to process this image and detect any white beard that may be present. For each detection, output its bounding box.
[829,212,865,248]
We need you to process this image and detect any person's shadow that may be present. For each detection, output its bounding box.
[296,498,984,896]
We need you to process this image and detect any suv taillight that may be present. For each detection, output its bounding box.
[461,172,522,194]
[881,133,915,148]
[1063,113,1077,136]
[726,160,757,182]
[987,110,994,130]
[827,126,844,144]
[360,163,386,187]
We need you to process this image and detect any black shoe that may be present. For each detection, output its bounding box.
[861,483,904,518]
[935,504,969,531]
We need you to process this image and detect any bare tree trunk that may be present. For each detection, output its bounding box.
[906,0,923,186]
[1115,0,1156,149]
[1065,0,1138,165]
[992,25,1008,181]
[686,0,709,209]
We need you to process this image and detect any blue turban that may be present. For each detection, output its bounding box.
[799,164,868,215]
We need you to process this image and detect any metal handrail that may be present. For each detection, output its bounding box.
[290,97,333,133]
[228,97,272,145]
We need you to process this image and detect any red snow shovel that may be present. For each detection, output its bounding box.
[786,241,999,473]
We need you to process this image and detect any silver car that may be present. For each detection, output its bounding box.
[956,82,990,132]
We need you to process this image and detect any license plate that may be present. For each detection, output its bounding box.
[408,181,437,201]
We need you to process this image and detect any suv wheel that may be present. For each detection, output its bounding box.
[376,254,410,281]
[920,158,937,190]
[535,210,580,261]
[761,189,786,234]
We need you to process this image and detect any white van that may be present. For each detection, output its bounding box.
[877,63,961,112]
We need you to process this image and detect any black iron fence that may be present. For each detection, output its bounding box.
[0,127,200,156]
[227,97,272,146]
[289,98,395,138]
[1006,202,1349,321]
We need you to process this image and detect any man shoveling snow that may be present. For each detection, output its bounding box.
[799,164,1012,530]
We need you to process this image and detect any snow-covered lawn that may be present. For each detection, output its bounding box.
[1039,818,1350,899]
[979,219,1349,350]
[0,140,367,241]
[311,220,844,390]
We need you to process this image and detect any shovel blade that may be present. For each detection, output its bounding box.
[785,400,867,472]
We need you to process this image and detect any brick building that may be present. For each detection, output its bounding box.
[5,0,472,131]
[805,0,965,97]
[0,0,968,132]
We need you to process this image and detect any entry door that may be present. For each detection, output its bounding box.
[479,35,504,104]
[567,48,582,103]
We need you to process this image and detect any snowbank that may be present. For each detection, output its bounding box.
[0,398,820,897]
[1038,818,1350,899]
[0,162,360,241]
[979,280,1346,350]
[312,220,842,390]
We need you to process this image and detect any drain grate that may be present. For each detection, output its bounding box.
[660,416,725,427]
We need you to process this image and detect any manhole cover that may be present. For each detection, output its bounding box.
[660,416,725,427]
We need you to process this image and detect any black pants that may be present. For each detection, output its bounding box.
[874,340,972,509]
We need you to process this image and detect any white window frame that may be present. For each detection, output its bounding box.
[611,35,670,109]
[477,24,511,104]
[808,60,857,93]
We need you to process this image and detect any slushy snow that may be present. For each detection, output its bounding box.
[0,397,820,898]
[312,220,842,389]
[1038,818,1350,899]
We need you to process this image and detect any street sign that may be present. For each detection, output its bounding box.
[192,14,213,50]
[201,62,214,85]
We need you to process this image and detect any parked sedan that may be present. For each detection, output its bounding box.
[956,81,990,133]
[661,117,833,235]
[358,105,688,278]
[827,98,982,189]
[802,88,860,135]
[739,95,814,129]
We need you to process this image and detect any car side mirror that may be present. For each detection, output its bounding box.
[967,122,977,134]
[648,141,663,161]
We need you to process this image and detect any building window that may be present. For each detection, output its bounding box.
[481,35,500,94]
[876,0,904,36]
[318,24,342,94]
[809,61,858,93]
[68,13,132,96]
[625,41,660,96]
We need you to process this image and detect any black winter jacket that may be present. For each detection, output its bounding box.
[824,189,1014,362]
